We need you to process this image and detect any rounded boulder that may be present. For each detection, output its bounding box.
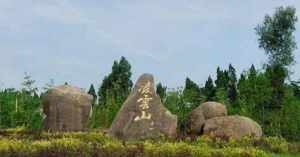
[187,101,227,134]
[199,101,227,119]
[203,115,263,140]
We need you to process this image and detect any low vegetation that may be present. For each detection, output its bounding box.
[0,128,298,157]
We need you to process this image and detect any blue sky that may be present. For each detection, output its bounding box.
[1,0,300,91]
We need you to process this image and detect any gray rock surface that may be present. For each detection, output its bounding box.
[187,101,227,134]
[109,73,177,140]
[43,85,92,132]
[198,101,227,119]
[203,115,263,139]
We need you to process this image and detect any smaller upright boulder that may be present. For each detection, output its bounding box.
[187,101,227,134]
[203,115,263,140]
[43,85,92,132]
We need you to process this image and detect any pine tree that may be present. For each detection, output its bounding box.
[118,56,133,98]
[223,70,229,87]
[156,82,167,101]
[215,67,229,89]
[228,64,237,103]
[98,56,133,106]
[247,64,258,98]
[97,57,133,126]
[204,76,215,101]
[98,76,109,105]
[228,64,237,83]
[88,84,97,105]
[249,64,257,81]
[238,74,246,91]
[183,77,201,108]
[215,67,223,89]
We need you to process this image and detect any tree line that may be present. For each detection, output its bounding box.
[0,6,299,141]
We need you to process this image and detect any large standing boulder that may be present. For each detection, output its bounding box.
[43,85,92,132]
[109,73,177,140]
[187,101,227,134]
[203,115,263,140]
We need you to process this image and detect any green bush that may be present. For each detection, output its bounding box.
[0,129,298,157]
[257,137,289,153]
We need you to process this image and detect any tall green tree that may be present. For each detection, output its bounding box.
[95,56,133,126]
[247,65,258,101]
[215,67,230,104]
[265,65,287,108]
[98,56,133,106]
[164,88,187,130]
[118,57,133,97]
[256,6,297,66]
[249,64,257,81]
[255,6,297,108]
[156,82,167,101]
[182,77,202,108]
[215,67,229,89]
[228,64,238,103]
[0,88,17,128]
[204,76,215,101]
[88,84,97,105]
[228,64,237,83]
[215,67,223,89]
[20,74,42,129]
[237,74,246,93]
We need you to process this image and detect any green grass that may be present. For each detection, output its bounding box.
[271,154,300,157]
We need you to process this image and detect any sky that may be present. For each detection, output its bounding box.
[1,0,300,91]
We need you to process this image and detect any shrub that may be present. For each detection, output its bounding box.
[256,137,289,153]
[0,129,298,157]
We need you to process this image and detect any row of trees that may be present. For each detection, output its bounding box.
[0,6,299,141]
[87,6,300,140]
[0,73,42,129]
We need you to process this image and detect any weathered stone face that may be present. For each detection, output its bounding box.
[43,85,92,132]
[198,101,227,120]
[187,109,205,134]
[109,73,177,140]
[203,115,263,140]
[187,101,227,134]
